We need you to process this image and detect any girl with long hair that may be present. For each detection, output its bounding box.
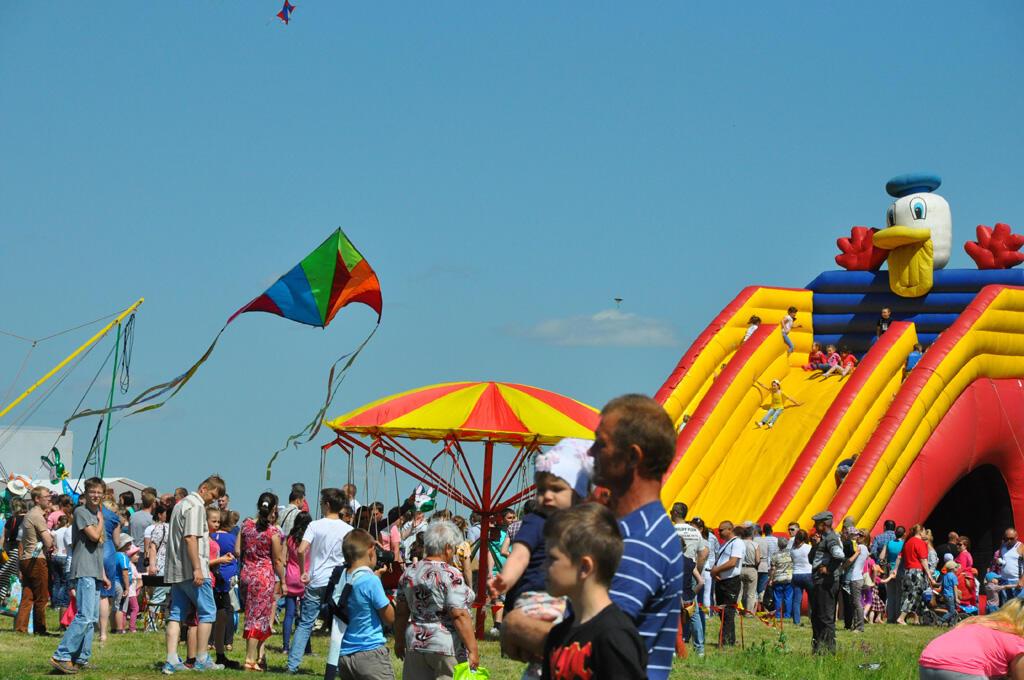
[282,511,312,655]
[238,492,286,671]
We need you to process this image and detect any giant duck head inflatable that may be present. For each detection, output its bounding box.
[873,173,952,297]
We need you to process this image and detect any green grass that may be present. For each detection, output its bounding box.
[0,610,938,679]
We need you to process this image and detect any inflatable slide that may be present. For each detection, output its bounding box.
[657,174,1024,558]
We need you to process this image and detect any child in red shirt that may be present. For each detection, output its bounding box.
[838,347,858,377]
[803,342,826,371]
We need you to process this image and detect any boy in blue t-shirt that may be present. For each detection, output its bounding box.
[938,561,960,623]
[325,529,395,680]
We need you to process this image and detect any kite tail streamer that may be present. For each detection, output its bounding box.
[265,323,379,480]
[62,324,230,430]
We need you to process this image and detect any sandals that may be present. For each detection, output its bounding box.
[243,662,264,672]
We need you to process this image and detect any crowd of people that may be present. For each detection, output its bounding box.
[0,392,1023,679]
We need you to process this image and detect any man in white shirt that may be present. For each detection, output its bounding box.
[710,520,745,646]
[286,488,353,673]
[671,502,708,657]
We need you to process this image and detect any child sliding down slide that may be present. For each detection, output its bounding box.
[754,379,800,429]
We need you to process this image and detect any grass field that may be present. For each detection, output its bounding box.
[0,610,938,679]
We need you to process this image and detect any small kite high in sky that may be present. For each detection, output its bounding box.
[277,1,295,25]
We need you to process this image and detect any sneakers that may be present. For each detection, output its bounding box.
[162,660,191,675]
[193,658,226,672]
[49,658,78,675]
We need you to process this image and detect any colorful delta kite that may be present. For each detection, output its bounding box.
[277,1,295,25]
[231,229,382,327]
[65,229,382,475]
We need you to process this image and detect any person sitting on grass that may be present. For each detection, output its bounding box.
[542,503,647,680]
[754,379,801,429]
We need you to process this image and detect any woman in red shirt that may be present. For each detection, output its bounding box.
[897,524,937,625]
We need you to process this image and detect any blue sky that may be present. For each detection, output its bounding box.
[2,2,1023,513]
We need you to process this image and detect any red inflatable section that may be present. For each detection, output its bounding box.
[876,377,1024,533]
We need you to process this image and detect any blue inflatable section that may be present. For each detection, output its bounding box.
[805,269,1024,354]
[806,269,1024,293]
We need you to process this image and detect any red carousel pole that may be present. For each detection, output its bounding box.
[474,440,494,640]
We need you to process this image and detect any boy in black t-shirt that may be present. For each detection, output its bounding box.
[877,307,893,337]
[541,504,647,680]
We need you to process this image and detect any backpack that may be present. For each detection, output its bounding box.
[323,564,374,626]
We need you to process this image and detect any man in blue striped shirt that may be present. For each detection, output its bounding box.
[502,394,683,680]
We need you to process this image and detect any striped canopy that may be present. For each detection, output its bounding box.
[325,381,598,445]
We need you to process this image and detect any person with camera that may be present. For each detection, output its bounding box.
[323,530,396,680]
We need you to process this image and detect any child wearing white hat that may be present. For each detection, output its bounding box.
[488,438,594,679]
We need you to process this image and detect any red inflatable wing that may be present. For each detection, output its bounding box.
[835,226,888,271]
[965,223,1024,270]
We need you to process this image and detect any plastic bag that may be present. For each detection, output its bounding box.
[452,662,489,680]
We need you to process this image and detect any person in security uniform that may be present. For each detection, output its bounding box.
[808,511,846,654]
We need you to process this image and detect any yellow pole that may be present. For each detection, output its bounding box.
[0,297,144,420]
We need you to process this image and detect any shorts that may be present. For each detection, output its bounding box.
[149,586,171,606]
[168,579,217,624]
[513,591,567,623]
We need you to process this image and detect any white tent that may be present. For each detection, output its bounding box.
[33,476,150,499]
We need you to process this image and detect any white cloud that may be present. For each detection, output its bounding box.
[518,309,679,348]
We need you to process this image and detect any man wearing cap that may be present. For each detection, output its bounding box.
[808,511,845,654]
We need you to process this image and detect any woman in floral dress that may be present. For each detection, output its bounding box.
[238,492,286,671]
[395,520,479,679]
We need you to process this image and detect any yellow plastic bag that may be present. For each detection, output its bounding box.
[452,662,490,680]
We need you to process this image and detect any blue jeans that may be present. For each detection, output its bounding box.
[791,573,812,625]
[54,577,99,664]
[757,572,770,596]
[684,601,704,653]
[287,585,325,672]
[760,408,783,426]
[773,583,793,620]
[283,595,299,652]
[782,332,794,353]
[999,578,1020,605]
[51,556,71,609]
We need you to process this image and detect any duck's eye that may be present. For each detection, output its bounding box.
[886,206,895,226]
[911,198,927,221]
